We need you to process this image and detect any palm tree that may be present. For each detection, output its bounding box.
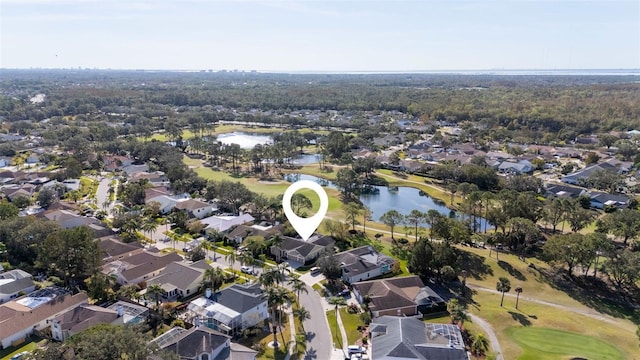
[515,285,523,309]
[269,235,284,261]
[240,251,256,274]
[225,251,237,280]
[260,266,284,288]
[147,283,164,309]
[141,218,158,243]
[290,333,308,358]
[471,333,490,356]
[202,267,225,294]
[266,286,293,351]
[496,277,511,307]
[293,306,311,324]
[117,284,141,302]
[288,275,308,303]
[362,205,372,234]
[328,296,346,347]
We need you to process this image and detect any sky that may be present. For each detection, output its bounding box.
[1,0,639,72]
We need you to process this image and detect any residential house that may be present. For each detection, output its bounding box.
[369,316,469,360]
[147,260,209,300]
[352,276,445,317]
[544,183,587,198]
[175,198,216,219]
[588,191,629,210]
[51,301,149,342]
[102,250,183,285]
[0,287,88,349]
[0,269,35,303]
[186,283,268,335]
[121,164,149,176]
[43,209,90,228]
[98,236,144,263]
[106,301,149,325]
[50,304,119,341]
[335,246,396,284]
[498,160,534,175]
[43,209,111,236]
[152,326,257,360]
[145,187,190,214]
[130,171,170,187]
[562,162,618,185]
[201,213,255,234]
[226,223,284,244]
[104,155,133,172]
[270,235,335,265]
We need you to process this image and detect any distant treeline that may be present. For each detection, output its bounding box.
[1,70,639,141]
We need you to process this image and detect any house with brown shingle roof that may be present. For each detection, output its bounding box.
[50,304,119,341]
[352,276,445,317]
[98,236,144,263]
[102,250,183,285]
[0,288,88,348]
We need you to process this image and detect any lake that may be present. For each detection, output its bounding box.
[216,132,273,149]
[283,173,489,229]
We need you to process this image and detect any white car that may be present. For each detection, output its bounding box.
[240,266,253,275]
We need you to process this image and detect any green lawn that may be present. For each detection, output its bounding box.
[339,308,364,345]
[505,327,626,360]
[0,339,42,360]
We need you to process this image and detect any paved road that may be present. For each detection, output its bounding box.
[468,313,503,360]
[297,283,333,360]
[95,178,111,211]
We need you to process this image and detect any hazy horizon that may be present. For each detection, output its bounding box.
[2,0,639,71]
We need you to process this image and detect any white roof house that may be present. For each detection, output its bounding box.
[200,213,255,233]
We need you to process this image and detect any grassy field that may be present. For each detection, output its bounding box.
[505,327,626,360]
[459,246,638,359]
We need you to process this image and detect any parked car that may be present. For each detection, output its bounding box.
[347,345,365,355]
[236,246,247,255]
[11,352,30,360]
[240,266,253,275]
[310,266,321,275]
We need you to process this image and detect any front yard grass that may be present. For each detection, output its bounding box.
[338,308,364,345]
[325,310,342,348]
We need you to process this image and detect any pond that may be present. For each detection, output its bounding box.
[216,132,273,149]
[283,173,489,230]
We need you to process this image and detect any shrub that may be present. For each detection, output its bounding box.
[360,311,372,325]
[348,303,359,314]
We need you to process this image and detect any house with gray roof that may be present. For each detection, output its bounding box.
[152,326,257,360]
[270,235,335,265]
[588,191,629,209]
[353,276,445,317]
[544,183,587,198]
[498,159,533,175]
[561,162,618,185]
[370,316,469,360]
[0,269,35,303]
[335,246,396,284]
[186,283,268,335]
[147,260,209,300]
